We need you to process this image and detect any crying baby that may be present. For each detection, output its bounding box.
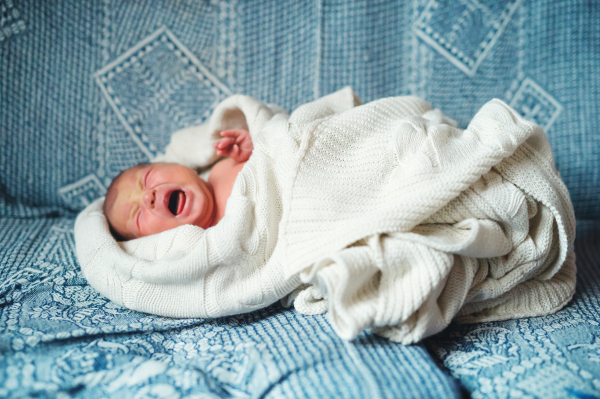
[103,129,253,240]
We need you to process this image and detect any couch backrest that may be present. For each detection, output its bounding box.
[1,0,598,219]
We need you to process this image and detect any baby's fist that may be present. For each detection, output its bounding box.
[214,129,253,163]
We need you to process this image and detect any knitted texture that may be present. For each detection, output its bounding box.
[75,89,576,344]
[426,222,600,398]
[2,1,599,397]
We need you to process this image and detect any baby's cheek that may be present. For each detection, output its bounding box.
[144,214,161,235]
[137,212,148,237]
[141,212,161,237]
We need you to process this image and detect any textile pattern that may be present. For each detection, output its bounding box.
[1,0,598,218]
[426,222,600,399]
[1,0,599,397]
[0,217,460,398]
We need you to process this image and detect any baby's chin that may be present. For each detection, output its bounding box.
[191,181,216,229]
[190,202,215,229]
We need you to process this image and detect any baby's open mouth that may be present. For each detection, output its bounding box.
[168,190,186,216]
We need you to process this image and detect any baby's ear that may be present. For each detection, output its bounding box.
[103,187,117,219]
[103,198,126,242]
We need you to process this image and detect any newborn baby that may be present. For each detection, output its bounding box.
[77,90,576,345]
[104,129,253,240]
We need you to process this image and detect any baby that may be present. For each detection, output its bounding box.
[103,129,253,240]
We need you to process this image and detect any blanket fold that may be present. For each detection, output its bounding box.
[75,88,575,344]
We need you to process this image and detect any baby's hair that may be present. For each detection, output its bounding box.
[104,162,150,241]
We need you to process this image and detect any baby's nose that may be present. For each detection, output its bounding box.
[143,190,156,209]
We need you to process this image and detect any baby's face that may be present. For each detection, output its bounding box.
[105,163,215,240]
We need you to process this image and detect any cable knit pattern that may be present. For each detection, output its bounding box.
[75,88,575,344]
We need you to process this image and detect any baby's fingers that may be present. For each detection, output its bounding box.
[214,137,234,149]
[231,144,241,159]
[220,130,242,138]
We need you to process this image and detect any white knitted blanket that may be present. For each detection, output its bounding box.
[75,88,576,344]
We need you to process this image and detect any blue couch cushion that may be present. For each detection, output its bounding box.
[1,0,599,218]
[0,217,461,398]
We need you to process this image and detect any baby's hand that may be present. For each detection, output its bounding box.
[213,129,253,163]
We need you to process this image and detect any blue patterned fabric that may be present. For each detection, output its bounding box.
[1,0,599,218]
[1,0,599,397]
[426,223,600,399]
[0,217,461,398]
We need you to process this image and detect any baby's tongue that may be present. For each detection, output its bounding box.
[176,191,185,215]
[168,190,186,216]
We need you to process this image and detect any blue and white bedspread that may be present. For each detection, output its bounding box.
[1,1,599,397]
[0,217,460,398]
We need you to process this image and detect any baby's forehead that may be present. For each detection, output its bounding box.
[113,166,139,189]
[105,164,145,209]
[117,166,142,188]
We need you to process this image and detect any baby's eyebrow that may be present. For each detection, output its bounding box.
[119,176,137,223]
[129,202,137,218]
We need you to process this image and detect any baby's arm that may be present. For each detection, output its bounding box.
[213,129,253,163]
